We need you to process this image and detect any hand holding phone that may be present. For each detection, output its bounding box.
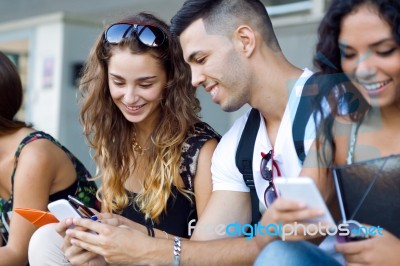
[336,220,369,243]
[274,177,335,226]
[67,195,96,218]
[48,196,96,221]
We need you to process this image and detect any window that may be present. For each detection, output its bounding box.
[261,0,313,16]
[1,40,29,121]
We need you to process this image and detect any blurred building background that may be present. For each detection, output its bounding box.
[0,0,330,174]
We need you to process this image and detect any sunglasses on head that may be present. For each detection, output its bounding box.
[260,150,281,207]
[104,23,167,47]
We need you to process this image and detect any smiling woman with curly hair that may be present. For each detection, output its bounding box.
[28,12,220,266]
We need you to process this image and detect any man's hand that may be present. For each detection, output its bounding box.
[255,197,331,249]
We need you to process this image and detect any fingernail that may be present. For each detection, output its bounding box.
[90,215,98,221]
[297,202,306,208]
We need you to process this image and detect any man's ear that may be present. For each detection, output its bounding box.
[234,25,256,57]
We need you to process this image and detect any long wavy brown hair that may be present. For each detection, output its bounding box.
[79,12,201,221]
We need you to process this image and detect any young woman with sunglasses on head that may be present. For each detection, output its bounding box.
[255,0,400,265]
[28,12,220,266]
[0,51,99,265]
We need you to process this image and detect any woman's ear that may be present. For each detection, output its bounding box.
[234,25,256,57]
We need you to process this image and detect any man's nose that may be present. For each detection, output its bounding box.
[191,65,206,88]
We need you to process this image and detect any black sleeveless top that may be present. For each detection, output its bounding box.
[121,122,220,238]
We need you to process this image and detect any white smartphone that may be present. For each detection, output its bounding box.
[274,177,335,225]
[48,199,82,221]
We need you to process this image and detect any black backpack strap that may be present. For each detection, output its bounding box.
[292,73,318,164]
[235,108,261,226]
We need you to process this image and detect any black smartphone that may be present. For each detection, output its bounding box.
[337,220,370,243]
[68,195,95,218]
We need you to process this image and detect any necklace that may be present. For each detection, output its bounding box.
[132,134,148,155]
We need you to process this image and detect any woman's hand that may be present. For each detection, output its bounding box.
[66,217,154,265]
[55,218,74,237]
[335,228,400,266]
[57,218,103,265]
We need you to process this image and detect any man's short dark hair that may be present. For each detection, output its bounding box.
[170,0,280,51]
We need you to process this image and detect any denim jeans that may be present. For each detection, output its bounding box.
[254,240,343,266]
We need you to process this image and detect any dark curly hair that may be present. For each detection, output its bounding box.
[312,0,400,166]
[315,0,400,75]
